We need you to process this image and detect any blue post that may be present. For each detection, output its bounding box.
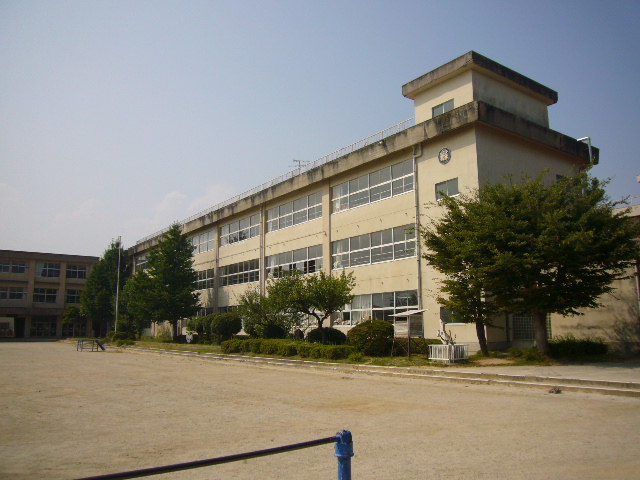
[334,430,354,480]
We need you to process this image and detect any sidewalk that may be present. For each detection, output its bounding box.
[455,360,640,384]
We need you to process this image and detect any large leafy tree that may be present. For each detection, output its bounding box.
[131,223,200,337]
[422,172,640,355]
[81,240,130,337]
[267,270,355,341]
[237,285,299,338]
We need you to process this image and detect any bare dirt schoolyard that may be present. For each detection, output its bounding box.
[1,342,639,480]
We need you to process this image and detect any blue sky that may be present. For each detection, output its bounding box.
[1,0,639,256]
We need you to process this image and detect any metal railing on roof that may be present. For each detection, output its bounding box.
[137,117,415,244]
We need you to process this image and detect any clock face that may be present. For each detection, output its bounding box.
[438,147,451,164]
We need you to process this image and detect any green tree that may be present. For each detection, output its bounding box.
[120,269,155,337]
[81,240,130,337]
[237,285,297,338]
[267,270,355,342]
[422,172,640,355]
[132,223,200,337]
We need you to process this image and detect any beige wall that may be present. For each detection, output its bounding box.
[475,125,581,186]
[413,69,474,123]
[472,70,550,127]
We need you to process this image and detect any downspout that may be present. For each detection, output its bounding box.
[412,144,424,333]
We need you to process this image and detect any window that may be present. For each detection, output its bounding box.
[0,287,25,300]
[135,255,147,271]
[432,99,454,117]
[331,224,416,269]
[267,192,322,232]
[266,245,323,277]
[196,269,215,290]
[33,288,57,303]
[512,313,552,340]
[66,289,81,304]
[435,178,459,201]
[220,259,259,286]
[440,306,464,324]
[66,265,87,279]
[191,230,215,255]
[0,261,26,274]
[332,159,414,213]
[197,307,215,317]
[37,263,60,278]
[335,290,418,326]
[30,315,57,337]
[220,213,261,246]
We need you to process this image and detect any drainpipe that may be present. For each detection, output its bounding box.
[577,137,594,165]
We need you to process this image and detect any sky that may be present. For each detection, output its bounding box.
[1,0,639,257]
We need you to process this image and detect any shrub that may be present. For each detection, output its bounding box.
[306,327,347,345]
[211,312,242,343]
[391,337,441,356]
[219,338,353,359]
[115,339,134,347]
[263,323,287,339]
[347,320,394,356]
[107,331,133,342]
[348,351,364,362]
[549,335,608,358]
[509,346,545,361]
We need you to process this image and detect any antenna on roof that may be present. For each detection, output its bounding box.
[290,159,310,171]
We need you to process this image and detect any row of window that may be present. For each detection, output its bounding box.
[219,213,262,246]
[266,245,323,277]
[220,259,260,286]
[0,262,89,278]
[192,230,215,254]
[0,287,82,304]
[0,261,26,274]
[332,159,414,213]
[196,269,215,290]
[267,192,322,232]
[335,290,419,326]
[331,224,416,269]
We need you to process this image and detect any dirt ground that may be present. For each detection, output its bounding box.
[1,342,639,480]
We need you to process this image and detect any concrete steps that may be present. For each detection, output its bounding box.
[119,346,640,398]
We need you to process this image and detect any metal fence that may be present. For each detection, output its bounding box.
[428,344,469,363]
[137,117,415,244]
[74,430,354,480]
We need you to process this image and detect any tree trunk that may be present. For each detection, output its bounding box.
[533,312,550,356]
[475,320,489,356]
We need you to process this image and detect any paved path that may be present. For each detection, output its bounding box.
[457,361,640,383]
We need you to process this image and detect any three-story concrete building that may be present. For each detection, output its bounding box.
[131,51,602,351]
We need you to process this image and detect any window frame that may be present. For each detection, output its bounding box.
[332,159,414,214]
[435,178,459,201]
[331,224,416,269]
[432,99,454,117]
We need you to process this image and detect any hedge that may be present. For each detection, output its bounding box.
[548,335,608,358]
[221,338,354,359]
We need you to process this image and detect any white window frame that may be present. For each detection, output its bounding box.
[267,192,322,233]
[266,245,323,277]
[220,213,261,246]
[432,99,454,117]
[332,159,414,213]
[331,224,416,269]
[435,178,459,201]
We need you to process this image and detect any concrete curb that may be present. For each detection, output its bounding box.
[117,346,640,398]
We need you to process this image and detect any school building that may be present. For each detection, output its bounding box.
[0,250,98,339]
[130,51,639,352]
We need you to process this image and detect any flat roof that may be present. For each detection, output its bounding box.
[402,51,558,105]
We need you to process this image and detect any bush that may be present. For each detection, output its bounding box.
[391,337,441,356]
[306,327,347,345]
[219,338,354,359]
[508,346,545,362]
[347,320,394,356]
[211,312,242,343]
[263,323,287,339]
[549,335,608,358]
[107,331,134,342]
[115,339,135,347]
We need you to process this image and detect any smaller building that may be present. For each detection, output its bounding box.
[0,250,99,339]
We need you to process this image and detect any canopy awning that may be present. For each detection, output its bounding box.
[390,309,426,317]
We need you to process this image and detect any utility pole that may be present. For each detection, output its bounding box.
[114,236,122,333]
